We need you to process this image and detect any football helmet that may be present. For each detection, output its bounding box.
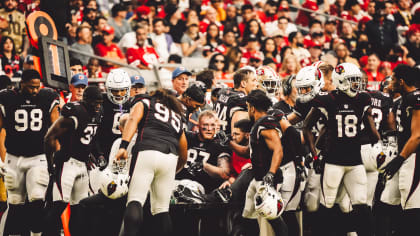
[256,66,281,98]
[295,66,324,103]
[100,160,130,199]
[105,68,131,105]
[254,184,285,220]
[171,179,206,204]
[332,63,362,97]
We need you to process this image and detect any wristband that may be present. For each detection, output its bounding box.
[313,155,318,160]
[120,140,129,150]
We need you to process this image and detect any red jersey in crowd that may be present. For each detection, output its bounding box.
[199,18,224,34]
[94,42,125,73]
[126,44,159,69]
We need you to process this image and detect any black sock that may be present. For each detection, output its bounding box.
[282,211,299,236]
[27,200,45,233]
[400,209,420,236]
[268,216,288,236]
[153,212,172,236]
[317,204,335,236]
[352,204,374,236]
[3,204,28,234]
[121,201,143,236]
[42,201,68,236]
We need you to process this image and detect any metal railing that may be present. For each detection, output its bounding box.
[289,4,358,25]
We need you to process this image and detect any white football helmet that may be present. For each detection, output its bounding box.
[100,160,130,199]
[295,66,324,103]
[106,69,131,105]
[256,66,281,98]
[254,184,285,220]
[332,63,362,97]
[171,179,206,204]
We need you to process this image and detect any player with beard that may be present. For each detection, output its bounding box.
[303,63,380,236]
[94,69,131,168]
[43,86,103,236]
[228,89,288,236]
[213,67,258,134]
[0,70,59,236]
[381,65,420,236]
[176,110,231,193]
[116,89,188,236]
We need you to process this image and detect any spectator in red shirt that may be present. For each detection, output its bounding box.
[240,34,263,67]
[0,36,21,78]
[94,25,126,73]
[242,19,265,45]
[126,24,159,70]
[238,4,254,37]
[364,53,385,82]
[227,119,252,183]
[215,29,237,55]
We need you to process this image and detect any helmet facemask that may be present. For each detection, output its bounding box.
[261,79,281,97]
[107,87,130,105]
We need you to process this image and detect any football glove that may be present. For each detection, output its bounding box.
[304,153,313,169]
[187,161,204,176]
[313,154,325,174]
[216,130,231,147]
[376,151,386,170]
[381,155,405,179]
[262,172,275,187]
[96,155,108,171]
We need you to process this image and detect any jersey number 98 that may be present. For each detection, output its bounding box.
[14,109,43,132]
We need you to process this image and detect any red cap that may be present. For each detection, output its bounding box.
[308,41,322,49]
[102,25,114,35]
[278,6,289,11]
[136,6,150,15]
[359,16,371,24]
[250,51,264,61]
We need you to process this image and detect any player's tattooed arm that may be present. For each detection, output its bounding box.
[261,129,283,174]
[177,132,188,173]
[303,107,322,157]
[44,117,73,167]
[204,155,230,180]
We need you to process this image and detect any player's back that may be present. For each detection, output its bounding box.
[213,88,247,134]
[250,115,281,180]
[134,97,184,155]
[0,88,59,156]
[396,89,420,153]
[367,90,393,134]
[59,101,101,162]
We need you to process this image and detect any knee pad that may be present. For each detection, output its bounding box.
[4,168,18,191]
[27,166,49,201]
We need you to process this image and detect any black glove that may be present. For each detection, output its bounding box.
[313,154,325,174]
[96,155,108,171]
[304,153,313,169]
[87,154,97,171]
[262,172,275,187]
[381,155,405,179]
[216,130,231,147]
[188,161,204,176]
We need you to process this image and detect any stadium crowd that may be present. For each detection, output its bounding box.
[0,0,418,236]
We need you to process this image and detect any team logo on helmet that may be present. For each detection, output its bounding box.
[335,65,345,74]
[107,181,117,196]
[256,68,265,76]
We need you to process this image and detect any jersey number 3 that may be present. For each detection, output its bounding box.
[15,109,43,131]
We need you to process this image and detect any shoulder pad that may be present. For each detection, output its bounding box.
[267,109,285,122]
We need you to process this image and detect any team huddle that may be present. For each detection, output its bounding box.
[0,61,418,236]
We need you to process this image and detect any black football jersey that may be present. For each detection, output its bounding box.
[267,109,297,165]
[96,94,131,158]
[176,132,231,192]
[133,97,184,155]
[312,90,371,165]
[213,88,247,134]
[395,89,420,154]
[59,101,102,162]
[272,100,293,115]
[0,88,59,156]
[249,115,282,180]
[367,90,393,134]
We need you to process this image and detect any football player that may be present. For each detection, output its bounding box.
[176,110,231,193]
[0,69,59,236]
[229,89,288,235]
[256,65,282,102]
[381,65,420,235]
[95,69,131,164]
[213,67,258,134]
[43,86,103,235]
[303,63,380,235]
[116,89,188,236]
